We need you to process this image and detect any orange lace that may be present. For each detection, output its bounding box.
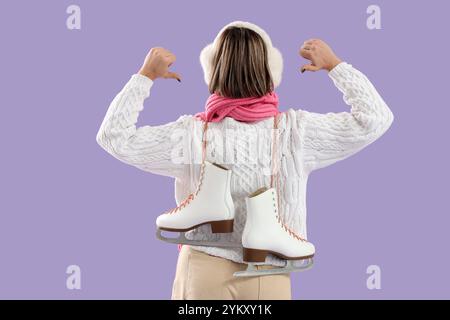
[276,213,306,241]
[168,194,194,214]
[271,114,306,242]
[167,121,209,215]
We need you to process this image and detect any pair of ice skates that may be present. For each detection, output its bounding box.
[155,118,315,277]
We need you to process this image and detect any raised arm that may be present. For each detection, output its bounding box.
[297,39,394,172]
[96,47,189,178]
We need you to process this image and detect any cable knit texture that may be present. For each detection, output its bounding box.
[96,62,394,266]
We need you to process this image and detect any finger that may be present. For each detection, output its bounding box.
[158,48,175,60]
[300,43,316,52]
[299,48,313,59]
[159,47,172,55]
[163,71,182,82]
[165,54,176,65]
[300,64,320,73]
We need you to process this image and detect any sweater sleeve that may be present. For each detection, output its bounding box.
[298,62,394,172]
[96,74,189,179]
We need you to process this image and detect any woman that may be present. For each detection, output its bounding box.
[96,21,394,300]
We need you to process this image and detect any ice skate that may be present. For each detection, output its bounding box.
[234,187,315,277]
[156,160,237,247]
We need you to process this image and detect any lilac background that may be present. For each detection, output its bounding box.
[0,0,449,299]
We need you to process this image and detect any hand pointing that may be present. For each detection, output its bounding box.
[138,47,181,82]
[299,39,342,73]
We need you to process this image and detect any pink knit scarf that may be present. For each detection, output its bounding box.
[195,91,280,123]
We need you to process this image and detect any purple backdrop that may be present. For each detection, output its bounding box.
[0,0,449,299]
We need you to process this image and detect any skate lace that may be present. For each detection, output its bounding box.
[271,114,307,242]
[276,214,306,242]
[168,193,194,214]
[167,121,209,215]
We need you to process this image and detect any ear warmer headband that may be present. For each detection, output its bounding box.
[199,20,284,88]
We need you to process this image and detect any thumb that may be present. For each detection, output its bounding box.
[301,64,321,73]
[163,71,182,82]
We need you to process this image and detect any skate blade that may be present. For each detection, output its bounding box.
[156,229,239,248]
[233,259,314,277]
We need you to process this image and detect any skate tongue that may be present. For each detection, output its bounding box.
[249,187,268,198]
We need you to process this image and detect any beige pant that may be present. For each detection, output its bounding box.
[171,245,291,300]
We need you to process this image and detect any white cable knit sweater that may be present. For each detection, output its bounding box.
[96,62,394,266]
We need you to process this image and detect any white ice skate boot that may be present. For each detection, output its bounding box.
[156,161,236,247]
[234,187,315,277]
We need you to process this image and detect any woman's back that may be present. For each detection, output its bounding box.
[96,62,394,265]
